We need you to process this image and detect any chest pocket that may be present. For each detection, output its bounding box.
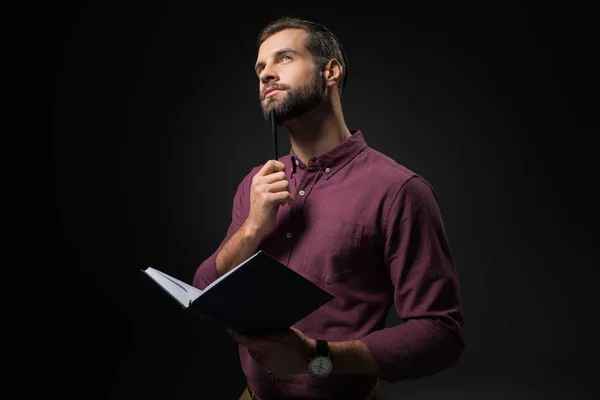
[300,219,364,285]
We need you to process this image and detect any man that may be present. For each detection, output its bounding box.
[193,16,465,400]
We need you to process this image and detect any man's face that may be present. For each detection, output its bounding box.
[255,29,326,124]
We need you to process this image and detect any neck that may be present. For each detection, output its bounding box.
[284,93,351,166]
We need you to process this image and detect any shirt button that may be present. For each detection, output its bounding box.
[299,190,305,196]
[325,167,331,172]
[286,232,292,239]
[295,159,299,165]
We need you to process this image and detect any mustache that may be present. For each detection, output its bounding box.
[262,84,289,99]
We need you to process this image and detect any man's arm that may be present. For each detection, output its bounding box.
[291,176,463,379]
[193,160,294,289]
[353,176,465,381]
[214,221,262,277]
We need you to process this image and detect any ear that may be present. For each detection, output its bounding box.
[323,59,343,89]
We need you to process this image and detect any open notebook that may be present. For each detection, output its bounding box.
[142,250,335,335]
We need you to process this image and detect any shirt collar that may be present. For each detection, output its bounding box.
[289,130,367,179]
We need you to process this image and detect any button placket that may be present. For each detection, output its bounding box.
[296,168,324,201]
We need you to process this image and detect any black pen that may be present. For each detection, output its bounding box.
[270,109,278,160]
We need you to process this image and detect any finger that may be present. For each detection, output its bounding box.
[267,180,290,193]
[256,160,275,177]
[256,160,286,177]
[289,327,302,335]
[261,171,287,185]
[270,160,286,172]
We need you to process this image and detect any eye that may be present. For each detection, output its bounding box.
[281,54,293,62]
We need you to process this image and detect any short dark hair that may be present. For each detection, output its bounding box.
[257,16,349,96]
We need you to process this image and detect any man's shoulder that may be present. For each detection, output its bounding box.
[361,146,421,185]
[359,146,437,205]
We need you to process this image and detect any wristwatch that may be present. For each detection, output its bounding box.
[307,339,333,378]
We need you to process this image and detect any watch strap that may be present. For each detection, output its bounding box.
[315,339,329,357]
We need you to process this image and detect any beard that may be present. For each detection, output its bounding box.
[261,70,326,124]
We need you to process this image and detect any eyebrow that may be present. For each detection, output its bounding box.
[255,48,300,74]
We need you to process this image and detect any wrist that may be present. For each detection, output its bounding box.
[240,221,263,245]
[299,336,316,374]
[304,337,317,360]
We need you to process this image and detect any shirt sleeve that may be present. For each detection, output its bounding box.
[360,176,465,382]
[192,175,250,291]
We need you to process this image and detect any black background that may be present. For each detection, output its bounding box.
[39,2,598,399]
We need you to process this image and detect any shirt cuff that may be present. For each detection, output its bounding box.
[360,324,419,382]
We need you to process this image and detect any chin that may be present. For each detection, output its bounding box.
[262,99,275,111]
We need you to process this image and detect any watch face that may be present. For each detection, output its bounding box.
[308,356,332,377]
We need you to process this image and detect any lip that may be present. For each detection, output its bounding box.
[264,87,285,99]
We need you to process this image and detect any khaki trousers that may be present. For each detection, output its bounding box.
[240,379,384,400]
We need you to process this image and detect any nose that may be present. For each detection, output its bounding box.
[259,63,278,85]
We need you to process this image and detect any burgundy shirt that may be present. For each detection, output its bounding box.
[193,130,465,399]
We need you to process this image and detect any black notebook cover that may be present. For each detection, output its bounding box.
[190,250,335,335]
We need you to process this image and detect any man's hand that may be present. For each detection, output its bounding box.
[214,160,294,277]
[243,160,295,242]
[228,327,315,375]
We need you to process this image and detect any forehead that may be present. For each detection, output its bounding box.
[256,28,309,60]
